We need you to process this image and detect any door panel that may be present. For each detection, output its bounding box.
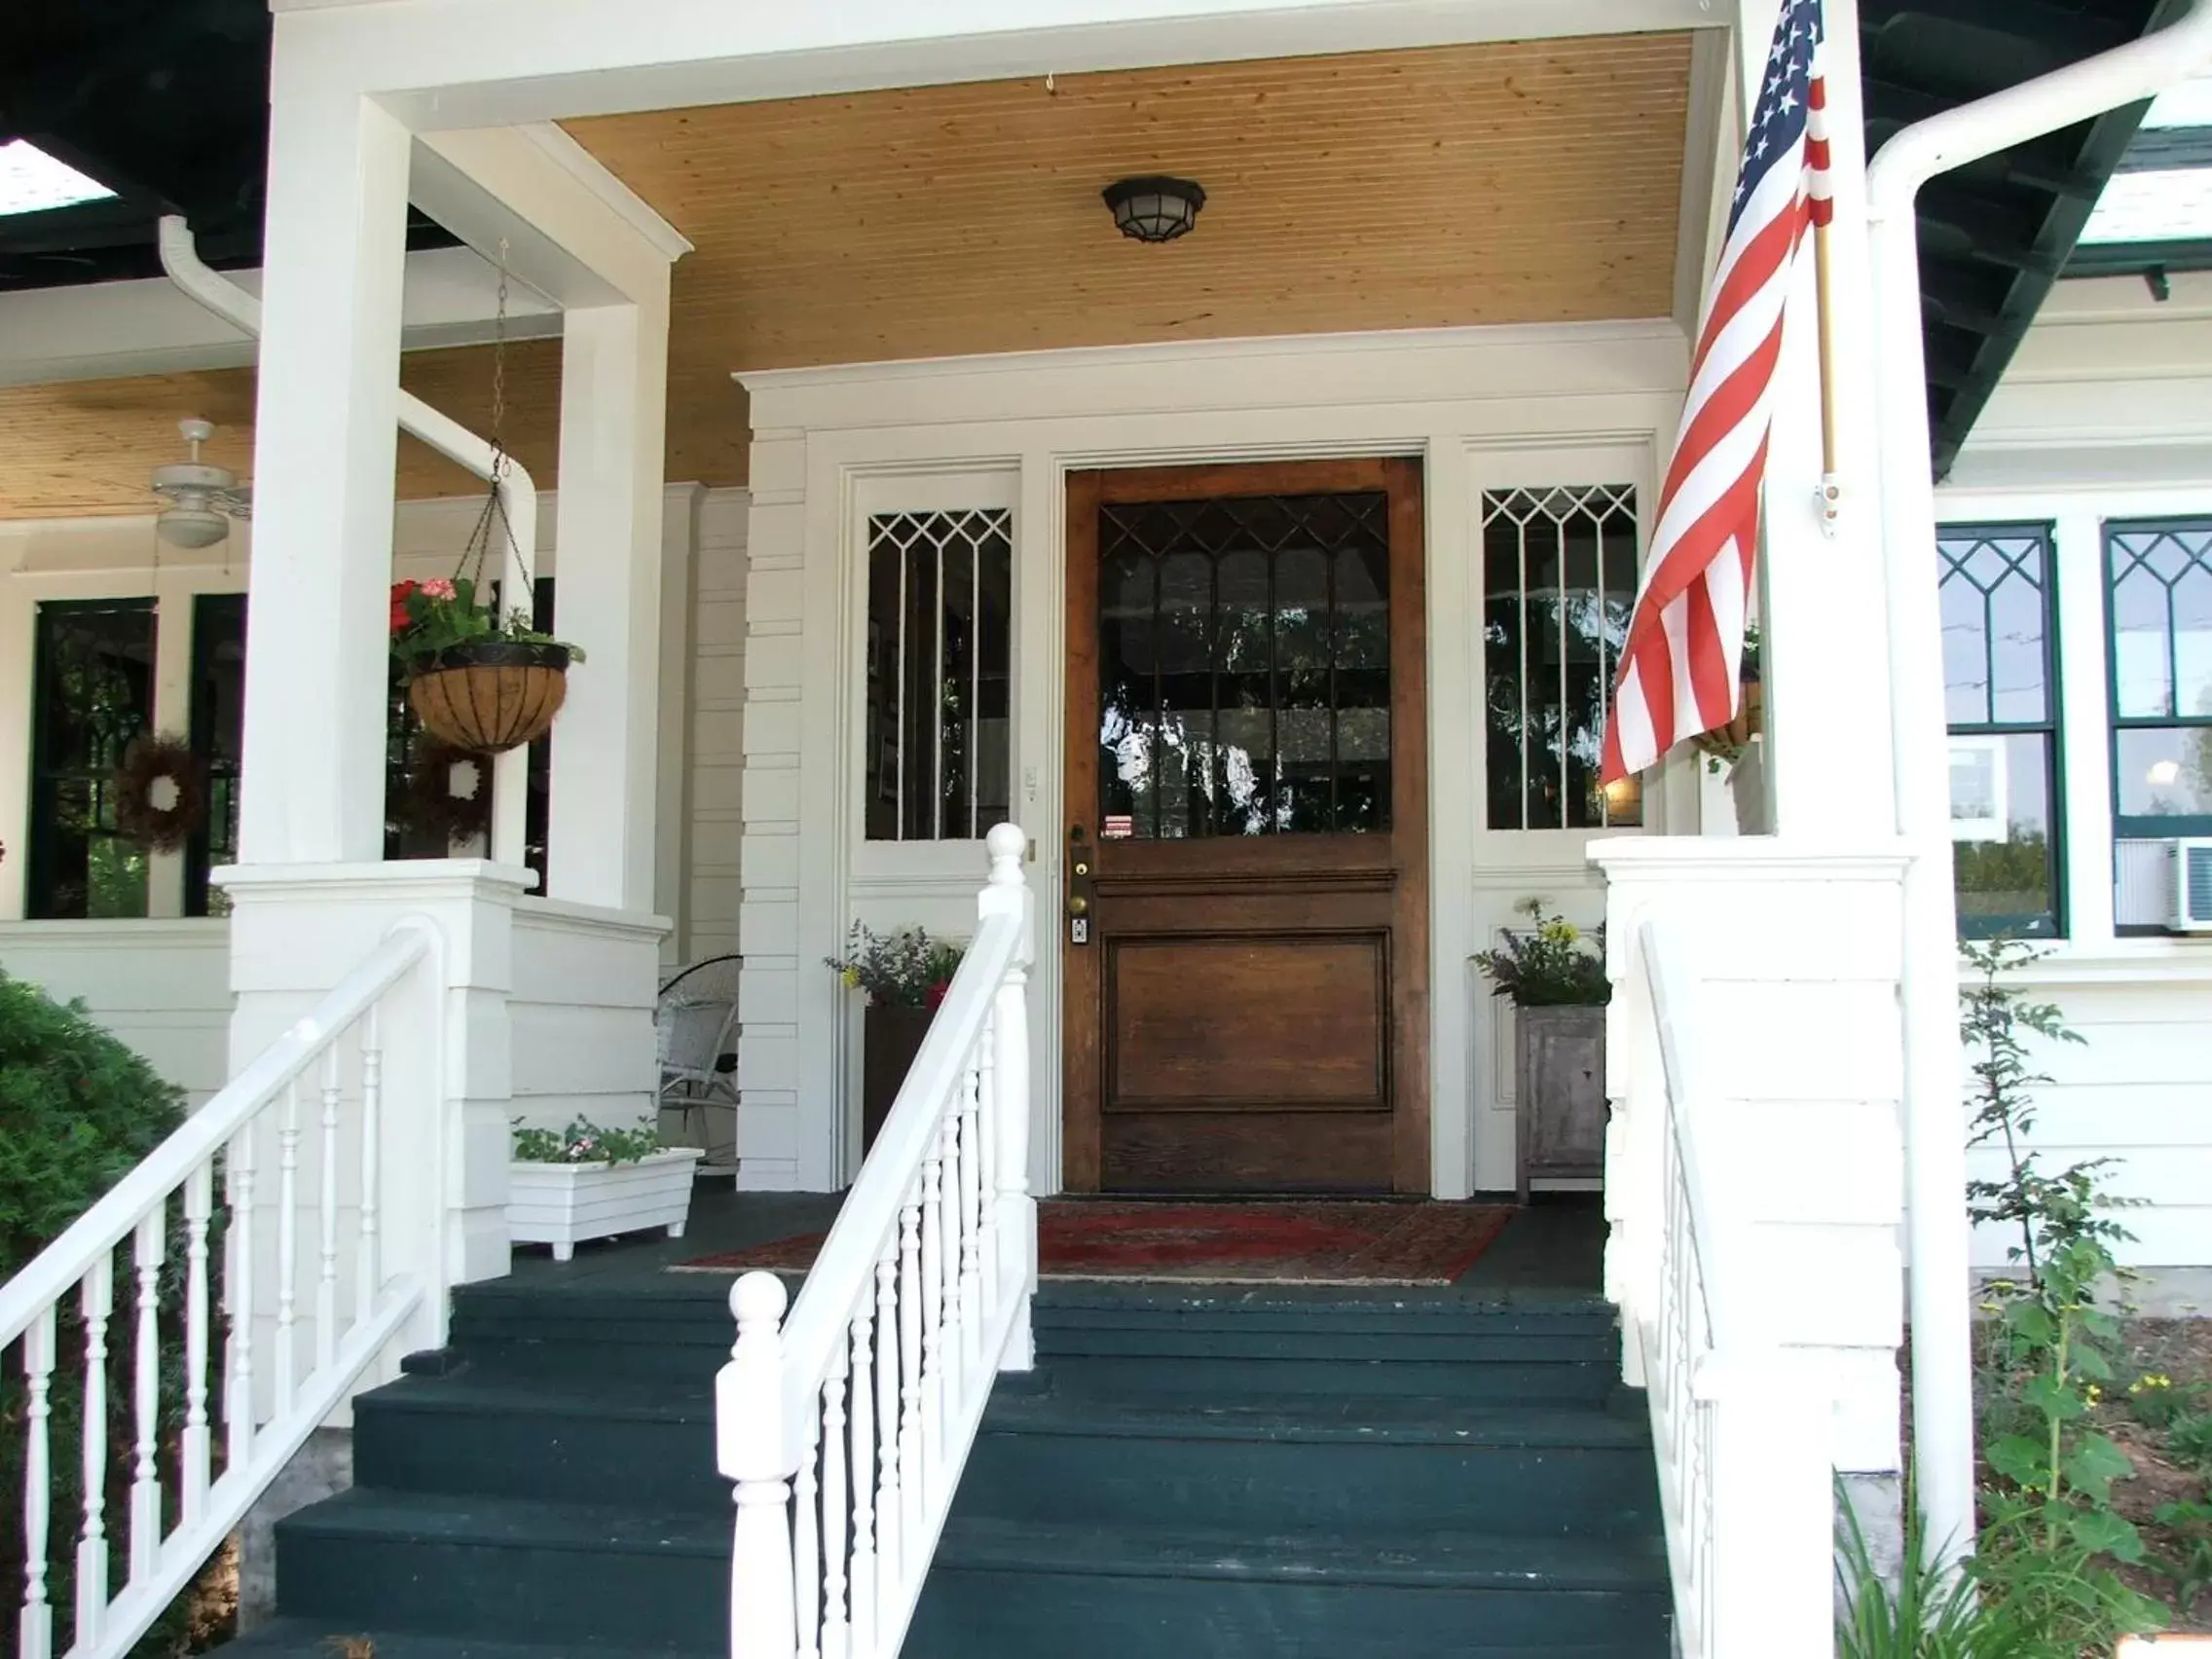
[1062,459,1429,1194]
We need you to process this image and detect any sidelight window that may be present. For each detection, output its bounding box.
[27,599,156,918]
[865,508,1014,841]
[1094,491,1391,838]
[184,593,247,917]
[1482,485,1641,830]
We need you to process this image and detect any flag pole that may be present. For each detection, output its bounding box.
[1816,214,1843,536]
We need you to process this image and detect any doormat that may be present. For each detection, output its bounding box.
[671,1200,1517,1286]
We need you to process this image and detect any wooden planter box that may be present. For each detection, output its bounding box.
[507,1146,703,1262]
[861,1005,933,1157]
[1514,1005,1607,1204]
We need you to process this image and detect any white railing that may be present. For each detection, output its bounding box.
[721,825,1036,1659]
[1632,921,1832,1659]
[2,924,434,1659]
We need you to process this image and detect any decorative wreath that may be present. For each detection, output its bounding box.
[403,740,495,844]
[112,734,208,853]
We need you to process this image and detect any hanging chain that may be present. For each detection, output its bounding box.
[490,237,510,485]
[453,237,529,593]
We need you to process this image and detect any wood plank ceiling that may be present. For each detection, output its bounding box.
[0,35,1690,518]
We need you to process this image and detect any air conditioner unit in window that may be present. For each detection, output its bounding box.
[2175,839,2212,934]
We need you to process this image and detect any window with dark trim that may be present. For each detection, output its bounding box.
[2105,518,2212,841]
[1937,523,2063,938]
[184,593,247,917]
[27,599,156,919]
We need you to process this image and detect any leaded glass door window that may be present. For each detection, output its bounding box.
[1096,491,1391,838]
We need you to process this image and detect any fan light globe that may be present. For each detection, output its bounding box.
[157,504,229,549]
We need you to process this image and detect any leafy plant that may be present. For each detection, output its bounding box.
[1835,1489,2008,1659]
[388,576,585,667]
[2127,1371,2200,1431]
[1471,899,1608,1008]
[826,923,966,1010]
[1961,938,2165,1649]
[2151,1498,2212,1615]
[510,1115,662,1166]
[0,971,221,1654]
[2165,1409,2212,1479]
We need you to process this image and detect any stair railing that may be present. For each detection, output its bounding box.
[722,824,1037,1659]
[1633,921,1832,1659]
[1,923,435,1659]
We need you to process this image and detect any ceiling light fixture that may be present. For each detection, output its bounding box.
[1102,176,1206,243]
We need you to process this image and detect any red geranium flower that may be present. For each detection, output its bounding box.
[925,979,950,1011]
[389,579,422,634]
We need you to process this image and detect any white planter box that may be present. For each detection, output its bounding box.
[507,1147,704,1262]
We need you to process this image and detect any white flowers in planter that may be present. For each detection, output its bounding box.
[506,1116,703,1263]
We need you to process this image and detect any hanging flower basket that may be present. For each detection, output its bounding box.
[388,473,584,756]
[406,640,571,755]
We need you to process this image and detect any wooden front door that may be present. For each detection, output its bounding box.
[1061,459,1429,1194]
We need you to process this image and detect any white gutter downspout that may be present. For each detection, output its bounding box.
[157,214,539,869]
[1867,1,2212,1570]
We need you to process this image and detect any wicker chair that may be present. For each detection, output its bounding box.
[656,953,740,1178]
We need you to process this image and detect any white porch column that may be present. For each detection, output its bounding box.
[1733,0,1899,839]
[236,92,411,866]
[547,296,674,910]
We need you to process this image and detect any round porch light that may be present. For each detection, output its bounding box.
[1102,176,1206,242]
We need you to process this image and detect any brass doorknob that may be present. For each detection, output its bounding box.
[1068,895,1089,917]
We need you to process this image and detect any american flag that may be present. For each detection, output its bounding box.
[1601,0,1830,784]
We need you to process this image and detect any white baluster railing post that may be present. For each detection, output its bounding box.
[317,1047,342,1376]
[847,1304,876,1659]
[723,1272,797,1659]
[181,1163,213,1528]
[76,1256,113,1650]
[19,1306,56,1659]
[129,1214,165,1588]
[979,825,1035,1374]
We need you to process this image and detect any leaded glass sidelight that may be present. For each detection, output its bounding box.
[1937,523,2061,937]
[1482,486,1641,830]
[28,599,156,918]
[865,508,1014,840]
[1096,491,1391,838]
[2106,518,2212,839]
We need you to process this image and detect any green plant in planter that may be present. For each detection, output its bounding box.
[511,1115,662,1166]
[387,576,584,668]
[826,922,966,1011]
[1471,900,1608,1007]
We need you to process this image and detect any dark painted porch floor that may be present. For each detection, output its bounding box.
[499,1185,1606,1303]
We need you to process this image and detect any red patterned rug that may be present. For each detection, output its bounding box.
[672,1200,1516,1285]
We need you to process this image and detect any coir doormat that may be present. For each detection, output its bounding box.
[672,1199,1516,1286]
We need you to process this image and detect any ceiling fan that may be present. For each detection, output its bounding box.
[151,418,250,548]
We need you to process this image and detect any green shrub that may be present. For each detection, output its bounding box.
[1,969,209,1655]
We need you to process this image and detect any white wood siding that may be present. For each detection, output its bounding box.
[0,920,232,1103]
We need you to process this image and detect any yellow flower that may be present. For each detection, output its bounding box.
[2085,1384,2103,1404]
[1540,921,1579,946]
[842,967,862,989]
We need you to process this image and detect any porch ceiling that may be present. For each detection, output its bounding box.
[560,36,1694,371]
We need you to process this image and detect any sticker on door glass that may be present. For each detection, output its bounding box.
[1102,814,1135,839]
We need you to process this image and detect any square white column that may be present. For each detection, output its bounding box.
[237,92,412,866]
[548,294,674,910]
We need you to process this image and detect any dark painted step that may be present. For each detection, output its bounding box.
[443,1283,737,1382]
[220,1619,714,1659]
[960,1389,1657,1536]
[274,1489,725,1650]
[906,1518,1671,1659]
[351,1372,722,1510]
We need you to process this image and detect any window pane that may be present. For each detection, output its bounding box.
[30,600,155,919]
[2115,726,2212,825]
[1482,486,1641,830]
[2108,522,2212,719]
[864,507,1014,840]
[2178,558,2212,719]
[1095,491,1390,838]
[186,594,247,917]
[1949,731,2058,937]
[1937,527,2050,727]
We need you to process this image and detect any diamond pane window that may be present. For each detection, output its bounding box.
[866,509,1014,840]
[2106,518,2212,841]
[28,599,155,919]
[1482,486,1641,830]
[1095,491,1391,838]
[1937,524,2062,938]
